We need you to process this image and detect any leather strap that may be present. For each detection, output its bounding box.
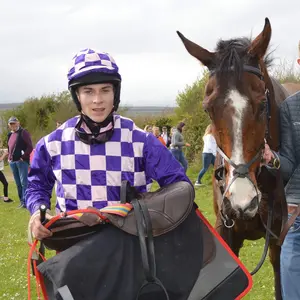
[131,199,152,280]
[278,203,300,246]
[131,198,169,300]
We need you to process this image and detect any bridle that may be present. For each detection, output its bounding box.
[208,64,281,275]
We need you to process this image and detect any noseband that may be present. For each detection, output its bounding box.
[209,65,278,227]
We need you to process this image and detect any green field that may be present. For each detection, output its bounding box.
[0,166,275,299]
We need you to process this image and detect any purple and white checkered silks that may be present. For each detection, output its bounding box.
[44,115,152,212]
[67,48,121,82]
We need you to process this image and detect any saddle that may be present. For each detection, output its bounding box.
[105,180,195,236]
[41,181,194,251]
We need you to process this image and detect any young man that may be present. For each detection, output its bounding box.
[263,42,300,299]
[26,49,190,239]
[7,117,33,208]
[152,126,166,146]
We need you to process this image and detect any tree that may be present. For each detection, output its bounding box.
[175,71,210,162]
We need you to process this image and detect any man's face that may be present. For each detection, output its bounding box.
[162,127,167,133]
[153,127,160,137]
[77,83,114,123]
[56,122,62,128]
[8,122,19,132]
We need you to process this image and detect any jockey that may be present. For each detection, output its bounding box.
[26,49,190,240]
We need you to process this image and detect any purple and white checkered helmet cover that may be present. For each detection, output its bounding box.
[67,48,121,82]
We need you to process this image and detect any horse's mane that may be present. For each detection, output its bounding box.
[214,37,273,83]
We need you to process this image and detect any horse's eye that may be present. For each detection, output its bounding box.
[259,101,266,115]
[206,87,213,97]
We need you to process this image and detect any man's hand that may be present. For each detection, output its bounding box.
[262,143,275,164]
[30,211,53,240]
[185,143,191,147]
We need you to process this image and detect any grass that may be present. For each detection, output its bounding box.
[0,165,275,299]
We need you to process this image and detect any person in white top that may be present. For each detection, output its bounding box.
[195,124,217,186]
[161,126,171,148]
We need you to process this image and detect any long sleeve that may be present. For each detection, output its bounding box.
[25,138,56,215]
[277,101,297,183]
[172,131,185,147]
[22,129,34,160]
[143,133,191,186]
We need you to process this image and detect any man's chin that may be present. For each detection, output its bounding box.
[89,113,109,123]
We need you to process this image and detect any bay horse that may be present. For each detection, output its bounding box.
[177,18,291,299]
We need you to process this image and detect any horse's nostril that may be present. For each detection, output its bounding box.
[238,207,243,216]
[245,196,258,211]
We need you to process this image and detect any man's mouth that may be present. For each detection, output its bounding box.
[93,108,105,112]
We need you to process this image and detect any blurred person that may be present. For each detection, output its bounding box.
[195,124,217,186]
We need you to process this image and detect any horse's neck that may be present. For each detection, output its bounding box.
[267,76,289,151]
[270,77,289,106]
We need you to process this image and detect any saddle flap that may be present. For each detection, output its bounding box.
[103,181,195,237]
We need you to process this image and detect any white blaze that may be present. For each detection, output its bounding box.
[225,90,260,215]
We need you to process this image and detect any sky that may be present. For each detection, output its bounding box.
[0,0,299,106]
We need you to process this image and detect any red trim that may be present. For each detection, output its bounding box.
[195,209,253,299]
[43,209,108,230]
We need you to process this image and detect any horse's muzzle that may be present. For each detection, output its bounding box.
[223,196,259,220]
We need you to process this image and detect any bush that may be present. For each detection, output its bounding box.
[271,59,300,83]
[175,70,210,162]
[0,91,78,146]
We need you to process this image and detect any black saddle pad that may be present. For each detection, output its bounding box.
[37,209,252,300]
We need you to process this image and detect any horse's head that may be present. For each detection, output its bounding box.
[177,18,273,220]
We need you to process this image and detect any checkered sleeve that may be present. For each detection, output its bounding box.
[143,133,191,186]
[25,138,56,215]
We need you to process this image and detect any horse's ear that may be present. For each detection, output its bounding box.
[176,31,215,69]
[248,18,272,59]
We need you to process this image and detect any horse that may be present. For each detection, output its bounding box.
[176,18,291,299]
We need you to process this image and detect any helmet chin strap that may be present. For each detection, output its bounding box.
[81,108,114,136]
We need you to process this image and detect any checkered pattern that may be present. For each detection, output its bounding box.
[67,48,120,82]
[45,115,152,212]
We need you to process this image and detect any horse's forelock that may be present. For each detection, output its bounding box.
[213,37,273,85]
